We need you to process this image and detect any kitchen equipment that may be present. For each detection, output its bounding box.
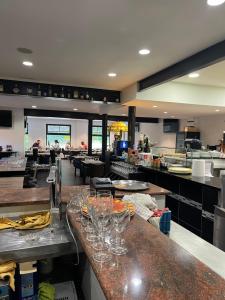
[112,180,150,191]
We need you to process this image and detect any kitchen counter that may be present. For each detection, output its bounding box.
[139,165,221,244]
[69,213,225,300]
[139,165,221,189]
[0,187,49,207]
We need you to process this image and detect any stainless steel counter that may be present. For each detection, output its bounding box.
[0,213,75,263]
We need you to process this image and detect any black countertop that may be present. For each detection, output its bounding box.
[139,165,221,190]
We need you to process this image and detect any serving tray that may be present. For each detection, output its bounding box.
[112,180,150,191]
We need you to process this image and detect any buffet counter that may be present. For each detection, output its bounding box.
[139,165,221,244]
[68,212,225,300]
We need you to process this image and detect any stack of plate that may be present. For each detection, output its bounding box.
[168,167,192,175]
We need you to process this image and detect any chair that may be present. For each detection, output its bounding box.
[73,157,84,176]
[83,163,105,184]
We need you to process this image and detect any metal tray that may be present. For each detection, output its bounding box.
[112,180,150,191]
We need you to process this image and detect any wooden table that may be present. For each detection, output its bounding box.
[69,213,225,300]
[0,177,24,189]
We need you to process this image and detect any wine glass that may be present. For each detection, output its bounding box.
[68,193,83,221]
[110,202,130,255]
[91,191,113,263]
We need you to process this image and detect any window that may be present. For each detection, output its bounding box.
[46,124,71,148]
[92,125,110,150]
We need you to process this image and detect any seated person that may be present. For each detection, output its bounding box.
[80,141,88,150]
[32,139,41,149]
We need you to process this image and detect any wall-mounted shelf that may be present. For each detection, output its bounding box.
[0,79,120,103]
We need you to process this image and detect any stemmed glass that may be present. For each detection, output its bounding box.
[91,190,113,263]
[110,202,130,255]
[68,192,83,221]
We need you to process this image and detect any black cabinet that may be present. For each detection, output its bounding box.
[165,195,179,222]
[202,215,214,244]
[202,186,218,214]
[179,200,202,231]
[179,180,202,204]
[157,173,180,193]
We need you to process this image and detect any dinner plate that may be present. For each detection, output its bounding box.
[168,167,192,174]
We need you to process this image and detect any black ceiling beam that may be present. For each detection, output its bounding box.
[24,109,159,123]
[139,39,225,91]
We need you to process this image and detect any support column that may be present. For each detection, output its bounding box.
[128,106,136,148]
[88,119,93,156]
[102,114,108,161]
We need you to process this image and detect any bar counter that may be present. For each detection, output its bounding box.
[69,213,225,300]
[139,165,221,189]
[61,184,170,203]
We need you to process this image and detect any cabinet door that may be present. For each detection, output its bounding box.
[202,186,218,214]
[180,180,202,204]
[179,200,202,231]
[156,173,180,193]
[201,217,214,244]
[165,195,179,222]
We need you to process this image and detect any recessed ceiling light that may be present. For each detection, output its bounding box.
[23,61,33,67]
[215,109,220,112]
[164,112,168,114]
[108,73,117,77]
[32,105,37,108]
[207,0,225,6]
[153,105,158,108]
[73,108,78,111]
[188,72,199,78]
[139,49,151,55]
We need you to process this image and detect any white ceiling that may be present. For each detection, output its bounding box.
[0,0,225,90]
[175,60,225,88]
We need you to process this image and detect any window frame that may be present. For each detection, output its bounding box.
[46,124,71,147]
[92,125,110,149]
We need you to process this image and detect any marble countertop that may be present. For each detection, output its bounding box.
[0,187,49,207]
[61,184,170,203]
[69,213,225,300]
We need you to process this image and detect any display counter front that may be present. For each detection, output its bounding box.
[139,165,221,244]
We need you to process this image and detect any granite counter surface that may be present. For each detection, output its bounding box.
[61,184,170,203]
[69,213,225,300]
[0,187,49,207]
